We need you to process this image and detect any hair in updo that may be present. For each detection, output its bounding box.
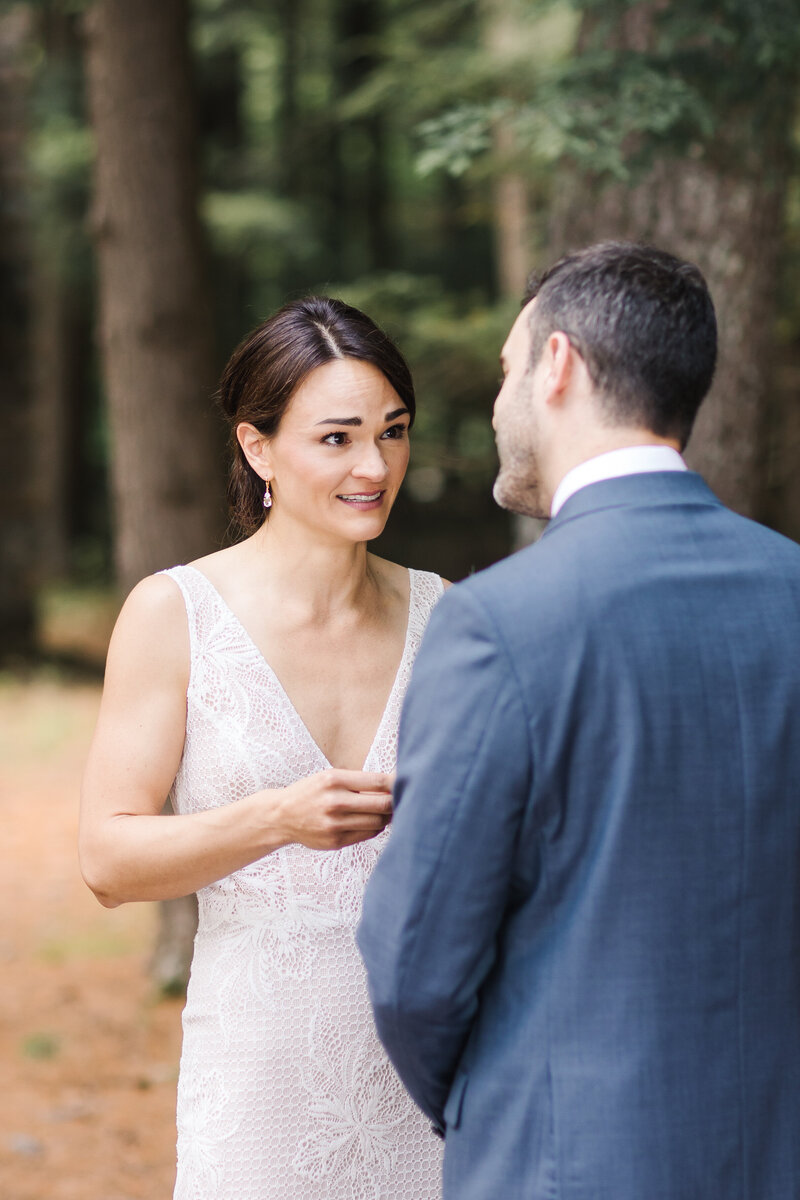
[218,296,416,536]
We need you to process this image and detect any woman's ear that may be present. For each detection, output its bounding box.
[236,422,272,481]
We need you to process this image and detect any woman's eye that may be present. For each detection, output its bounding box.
[322,431,349,446]
[381,424,408,440]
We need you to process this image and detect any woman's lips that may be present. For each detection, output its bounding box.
[336,490,386,510]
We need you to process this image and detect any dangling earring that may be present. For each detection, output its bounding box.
[262,479,273,510]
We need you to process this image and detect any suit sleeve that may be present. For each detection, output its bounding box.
[357,583,531,1129]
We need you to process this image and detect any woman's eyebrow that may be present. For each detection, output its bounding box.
[314,407,409,427]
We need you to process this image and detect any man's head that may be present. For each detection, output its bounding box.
[492,241,717,518]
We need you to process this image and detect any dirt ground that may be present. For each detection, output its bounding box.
[0,598,184,1200]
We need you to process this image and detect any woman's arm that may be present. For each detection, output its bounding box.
[79,574,393,908]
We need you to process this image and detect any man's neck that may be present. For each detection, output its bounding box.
[548,439,685,518]
[548,430,681,491]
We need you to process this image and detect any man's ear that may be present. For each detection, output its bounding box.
[542,332,574,407]
[236,422,272,481]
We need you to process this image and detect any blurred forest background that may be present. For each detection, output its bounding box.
[2,0,800,648]
[1,1,800,1193]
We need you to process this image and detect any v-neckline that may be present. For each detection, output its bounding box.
[184,562,416,772]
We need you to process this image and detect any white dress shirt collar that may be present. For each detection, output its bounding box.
[550,445,687,518]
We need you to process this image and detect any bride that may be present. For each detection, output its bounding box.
[79,297,445,1199]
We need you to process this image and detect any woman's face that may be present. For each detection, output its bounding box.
[247,358,411,544]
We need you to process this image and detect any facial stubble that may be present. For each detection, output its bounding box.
[492,373,549,520]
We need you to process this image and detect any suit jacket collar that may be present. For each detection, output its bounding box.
[540,470,722,540]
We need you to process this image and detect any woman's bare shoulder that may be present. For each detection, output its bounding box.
[367,552,451,590]
[367,553,408,590]
[106,573,189,684]
[118,571,186,623]
[185,539,252,590]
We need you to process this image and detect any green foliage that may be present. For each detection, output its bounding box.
[331,272,514,479]
[21,0,800,580]
[585,0,800,77]
[27,11,92,264]
[416,0,800,183]
[417,103,508,178]
[202,191,315,267]
[21,1032,60,1061]
[516,55,714,180]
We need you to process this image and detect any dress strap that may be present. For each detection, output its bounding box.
[157,565,210,688]
[407,569,445,636]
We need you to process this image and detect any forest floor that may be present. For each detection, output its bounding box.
[0,590,183,1200]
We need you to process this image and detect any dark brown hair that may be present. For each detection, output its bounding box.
[218,296,416,535]
[524,241,717,448]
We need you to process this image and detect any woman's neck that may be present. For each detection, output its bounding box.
[244,512,377,623]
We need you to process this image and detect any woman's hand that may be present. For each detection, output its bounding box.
[267,769,394,851]
[80,573,398,907]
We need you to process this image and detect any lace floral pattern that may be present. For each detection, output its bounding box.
[165,564,444,1200]
[173,1065,241,1197]
[292,1009,412,1198]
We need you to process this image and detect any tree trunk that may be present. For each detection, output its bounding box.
[84,0,226,989]
[483,0,541,548]
[333,0,391,274]
[0,5,37,660]
[545,3,792,520]
[29,6,100,582]
[549,157,787,519]
[31,262,87,578]
[491,127,530,302]
[483,0,531,301]
[83,0,225,595]
[761,350,800,543]
[278,0,301,198]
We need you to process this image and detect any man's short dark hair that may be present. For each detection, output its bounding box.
[524,242,717,448]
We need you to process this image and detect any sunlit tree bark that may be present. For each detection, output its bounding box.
[483,0,530,301]
[483,0,541,549]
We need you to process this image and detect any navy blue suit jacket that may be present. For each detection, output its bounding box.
[358,471,800,1200]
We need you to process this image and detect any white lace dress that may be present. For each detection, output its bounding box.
[162,564,444,1200]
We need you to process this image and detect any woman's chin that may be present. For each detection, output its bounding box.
[335,491,393,519]
[348,517,392,543]
[332,505,393,542]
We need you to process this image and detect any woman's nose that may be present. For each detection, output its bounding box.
[352,442,389,481]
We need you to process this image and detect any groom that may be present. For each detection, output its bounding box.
[358,242,800,1198]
